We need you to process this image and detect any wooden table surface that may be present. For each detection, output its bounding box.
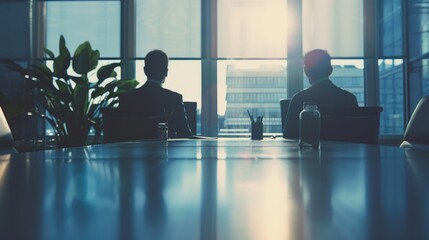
[0,138,428,240]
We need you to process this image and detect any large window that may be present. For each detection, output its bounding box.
[379,0,402,56]
[216,0,367,136]
[379,0,404,135]
[136,0,201,58]
[46,1,120,58]
[38,0,415,138]
[217,0,288,136]
[218,0,288,58]
[407,0,429,107]
[303,0,364,57]
[379,59,404,135]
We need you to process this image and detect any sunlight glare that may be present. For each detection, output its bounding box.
[0,156,11,190]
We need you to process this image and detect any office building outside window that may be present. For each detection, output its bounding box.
[220,63,287,135]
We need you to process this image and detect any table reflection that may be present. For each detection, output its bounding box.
[0,139,429,240]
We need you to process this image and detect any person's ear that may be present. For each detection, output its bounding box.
[304,65,312,78]
[144,66,148,76]
[165,68,168,77]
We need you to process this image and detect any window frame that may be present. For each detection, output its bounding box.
[35,0,408,139]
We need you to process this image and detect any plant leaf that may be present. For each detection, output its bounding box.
[54,79,73,103]
[96,62,120,82]
[72,42,91,74]
[70,76,85,87]
[113,79,139,95]
[97,79,138,99]
[53,35,71,77]
[44,48,55,59]
[72,41,99,75]
[55,79,69,92]
[72,84,89,123]
[88,50,100,73]
[31,61,53,80]
[91,87,107,99]
[0,59,27,75]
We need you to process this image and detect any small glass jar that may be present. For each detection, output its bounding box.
[299,102,320,149]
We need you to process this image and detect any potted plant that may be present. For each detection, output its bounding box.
[1,36,138,147]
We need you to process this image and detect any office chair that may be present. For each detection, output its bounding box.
[102,108,163,143]
[400,96,429,150]
[184,101,197,135]
[280,99,291,130]
[320,106,383,145]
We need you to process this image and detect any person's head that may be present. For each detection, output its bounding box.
[144,50,169,82]
[304,49,333,84]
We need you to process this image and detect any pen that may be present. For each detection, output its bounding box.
[247,110,254,123]
[254,116,263,123]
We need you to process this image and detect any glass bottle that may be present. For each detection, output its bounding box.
[299,102,320,149]
[157,123,168,140]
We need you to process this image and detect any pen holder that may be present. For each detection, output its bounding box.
[251,121,263,140]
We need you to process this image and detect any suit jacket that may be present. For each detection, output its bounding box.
[119,81,192,138]
[283,79,358,139]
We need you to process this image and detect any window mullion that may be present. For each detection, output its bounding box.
[201,0,218,136]
[121,0,136,80]
[364,0,379,107]
[287,0,303,98]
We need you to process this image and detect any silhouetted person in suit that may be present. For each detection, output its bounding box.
[283,49,358,139]
[119,50,192,138]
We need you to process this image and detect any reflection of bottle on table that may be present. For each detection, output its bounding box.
[299,102,320,148]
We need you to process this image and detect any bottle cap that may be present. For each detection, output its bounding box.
[303,102,318,106]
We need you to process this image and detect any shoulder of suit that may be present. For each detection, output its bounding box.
[293,88,311,99]
[163,88,182,98]
[288,91,306,109]
[120,87,140,98]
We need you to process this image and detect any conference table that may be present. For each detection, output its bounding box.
[0,138,428,240]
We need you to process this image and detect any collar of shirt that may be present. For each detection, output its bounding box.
[146,79,163,87]
[311,77,330,86]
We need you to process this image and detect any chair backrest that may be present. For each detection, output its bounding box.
[184,101,197,135]
[401,96,429,148]
[102,108,163,143]
[320,106,383,145]
[280,99,291,130]
[0,106,15,150]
